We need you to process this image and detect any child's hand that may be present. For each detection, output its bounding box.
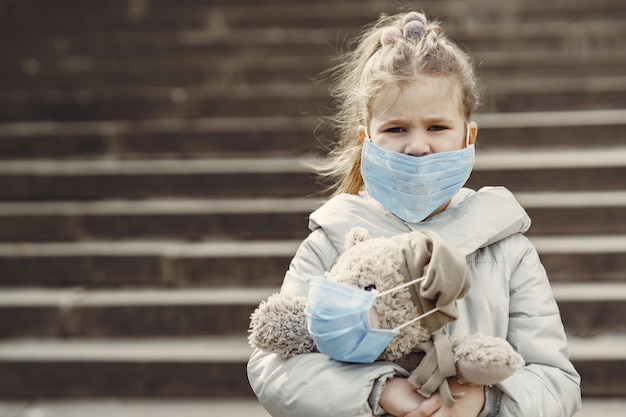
[407,379,485,417]
[381,378,485,417]
[379,377,426,417]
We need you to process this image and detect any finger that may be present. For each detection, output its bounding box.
[405,407,429,417]
[430,405,453,417]
[417,394,443,417]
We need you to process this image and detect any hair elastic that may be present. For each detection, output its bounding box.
[380,11,427,47]
[403,12,427,39]
[380,27,402,46]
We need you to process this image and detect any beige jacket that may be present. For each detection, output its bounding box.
[247,186,582,417]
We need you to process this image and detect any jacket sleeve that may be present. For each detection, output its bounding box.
[247,228,408,417]
[495,236,582,417]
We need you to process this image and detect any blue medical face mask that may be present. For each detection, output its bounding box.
[360,126,475,223]
[305,275,440,363]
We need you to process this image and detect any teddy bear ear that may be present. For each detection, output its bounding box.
[344,226,371,249]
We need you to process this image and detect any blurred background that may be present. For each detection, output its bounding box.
[0,0,625,416]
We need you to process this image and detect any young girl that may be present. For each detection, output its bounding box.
[247,10,581,417]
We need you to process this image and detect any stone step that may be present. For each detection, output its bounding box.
[0,333,623,398]
[0,287,276,338]
[0,191,625,242]
[0,197,321,242]
[531,235,626,282]
[0,86,327,122]
[0,239,298,288]
[1,146,626,200]
[0,283,623,339]
[1,109,626,159]
[553,283,626,337]
[0,1,401,35]
[3,77,626,122]
[0,336,255,398]
[0,115,321,160]
[1,398,625,417]
[3,17,624,64]
[0,399,272,417]
[482,76,626,113]
[521,191,626,236]
[4,19,626,73]
[3,18,625,57]
[0,235,624,288]
[0,157,318,200]
[1,0,624,35]
[4,46,626,90]
[219,0,626,27]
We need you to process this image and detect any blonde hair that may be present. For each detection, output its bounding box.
[316,11,481,196]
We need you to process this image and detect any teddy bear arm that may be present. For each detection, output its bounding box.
[248,293,317,359]
[453,334,525,386]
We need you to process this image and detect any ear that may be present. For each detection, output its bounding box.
[344,226,370,250]
[467,121,478,146]
[358,125,367,144]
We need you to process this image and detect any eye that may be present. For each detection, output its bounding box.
[385,127,406,133]
[428,125,447,132]
[364,284,377,291]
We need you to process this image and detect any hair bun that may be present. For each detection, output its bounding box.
[380,27,402,46]
[403,12,427,39]
[403,11,427,26]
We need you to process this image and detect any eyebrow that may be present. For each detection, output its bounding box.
[422,116,455,124]
[379,118,408,126]
[375,115,457,127]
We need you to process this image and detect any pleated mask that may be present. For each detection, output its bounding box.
[360,127,475,223]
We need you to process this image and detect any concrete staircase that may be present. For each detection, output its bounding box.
[0,0,625,415]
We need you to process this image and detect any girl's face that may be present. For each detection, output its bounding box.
[365,74,477,154]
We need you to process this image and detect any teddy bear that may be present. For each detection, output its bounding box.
[249,227,524,406]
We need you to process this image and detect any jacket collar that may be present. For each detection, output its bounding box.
[308,186,530,256]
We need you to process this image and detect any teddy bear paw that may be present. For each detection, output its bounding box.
[453,334,525,386]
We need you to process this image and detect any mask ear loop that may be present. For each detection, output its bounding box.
[374,275,426,298]
[465,123,471,148]
[373,275,442,332]
[393,307,441,332]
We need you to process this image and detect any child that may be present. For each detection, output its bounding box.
[247,10,581,417]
